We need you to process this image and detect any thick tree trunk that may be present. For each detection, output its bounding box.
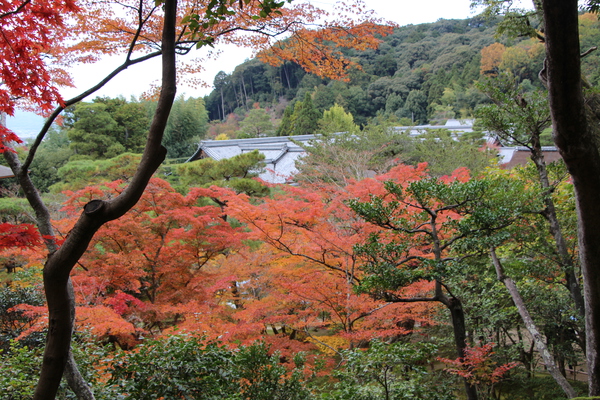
[542,0,600,394]
[491,248,577,398]
[446,298,479,400]
[28,1,178,398]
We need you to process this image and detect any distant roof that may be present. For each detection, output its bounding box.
[188,133,563,184]
[393,119,502,145]
[188,135,319,184]
[395,119,476,136]
[0,165,14,179]
[499,146,562,168]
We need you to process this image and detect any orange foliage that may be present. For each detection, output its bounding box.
[61,178,246,337]
[76,306,139,348]
[9,163,468,353]
[66,0,392,94]
[3,0,390,147]
[438,342,519,386]
[222,171,439,345]
[480,42,506,76]
[10,303,139,348]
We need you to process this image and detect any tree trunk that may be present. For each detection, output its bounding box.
[530,139,585,323]
[542,0,600,394]
[282,64,292,89]
[441,293,479,400]
[65,343,95,400]
[491,248,577,398]
[220,87,225,120]
[240,74,249,110]
[28,1,178,398]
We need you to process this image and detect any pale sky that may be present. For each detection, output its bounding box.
[7,0,481,138]
[64,0,478,101]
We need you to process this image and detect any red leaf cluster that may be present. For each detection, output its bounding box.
[438,342,519,386]
[0,0,78,116]
[0,222,41,248]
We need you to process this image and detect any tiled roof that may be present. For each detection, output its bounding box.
[499,146,562,168]
[188,135,318,184]
[188,133,563,184]
[0,165,14,179]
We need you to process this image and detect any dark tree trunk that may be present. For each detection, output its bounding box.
[28,1,178,398]
[542,0,600,394]
[440,292,479,400]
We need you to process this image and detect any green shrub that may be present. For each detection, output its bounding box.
[0,341,41,400]
[104,335,313,400]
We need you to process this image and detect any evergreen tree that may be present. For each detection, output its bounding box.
[162,96,209,159]
[67,103,125,160]
[276,105,294,136]
[28,128,72,192]
[93,96,151,153]
[291,92,321,135]
[404,90,429,124]
[318,103,359,134]
[65,98,152,160]
[174,150,269,196]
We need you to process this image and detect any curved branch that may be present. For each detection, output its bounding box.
[0,0,32,19]
[31,0,177,398]
[23,49,161,170]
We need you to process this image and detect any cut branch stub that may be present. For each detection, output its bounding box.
[84,200,104,215]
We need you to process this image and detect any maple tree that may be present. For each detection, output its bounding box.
[223,173,436,348]
[0,223,41,249]
[0,0,75,116]
[63,178,245,334]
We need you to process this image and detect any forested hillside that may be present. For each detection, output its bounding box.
[205,17,510,125]
[205,13,600,129]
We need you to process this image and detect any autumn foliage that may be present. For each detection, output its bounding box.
[6,165,448,353]
[0,0,76,115]
[0,223,41,249]
[4,154,573,399]
[0,0,78,148]
[438,342,518,389]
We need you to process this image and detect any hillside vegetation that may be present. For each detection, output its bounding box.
[204,13,600,130]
